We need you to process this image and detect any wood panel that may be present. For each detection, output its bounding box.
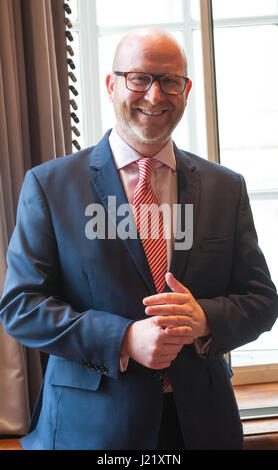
[0,439,22,450]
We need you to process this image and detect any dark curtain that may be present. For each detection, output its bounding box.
[0,0,71,436]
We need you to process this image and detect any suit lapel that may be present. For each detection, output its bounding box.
[167,146,200,289]
[89,132,156,293]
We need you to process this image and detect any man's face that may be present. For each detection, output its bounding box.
[106,33,188,155]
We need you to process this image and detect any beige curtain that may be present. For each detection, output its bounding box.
[0,0,71,436]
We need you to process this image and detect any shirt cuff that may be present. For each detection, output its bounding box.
[194,335,211,358]
[119,354,130,372]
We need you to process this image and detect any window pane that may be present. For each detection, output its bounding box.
[214,26,278,191]
[231,197,278,367]
[212,0,278,18]
[96,0,183,26]
[190,0,200,20]
[68,0,79,21]
[250,199,278,289]
[98,35,122,133]
[213,23,278,367]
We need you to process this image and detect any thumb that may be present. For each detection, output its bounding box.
[165,272,189,294]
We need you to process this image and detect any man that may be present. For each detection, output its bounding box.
[0,27,277,450]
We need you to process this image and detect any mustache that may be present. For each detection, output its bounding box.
[132,99,173,111]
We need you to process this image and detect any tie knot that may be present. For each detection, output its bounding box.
[136,158,157,183]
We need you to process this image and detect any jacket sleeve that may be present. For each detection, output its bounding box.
[198,175,278,359]
[0,170,133,379]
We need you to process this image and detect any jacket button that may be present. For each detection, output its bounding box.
[153,371,164,381]
[80,362,92,369]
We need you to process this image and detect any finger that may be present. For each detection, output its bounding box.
[161,334,191,345]
[166,330,194,345]
[143,292,189,306]
[166,326,194,337]
[166,272,190,294]
[145,304,193,316]
[174,336,194,345]
[155,315,193,328]
[159,355,179,363]
[160,345,182,356]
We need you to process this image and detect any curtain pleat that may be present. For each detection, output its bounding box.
[0,0,71,436]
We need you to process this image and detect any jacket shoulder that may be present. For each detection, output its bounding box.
[181,149,241,178]
[177,148,245,191]
[30,146,95,178]
[29,130,112,179]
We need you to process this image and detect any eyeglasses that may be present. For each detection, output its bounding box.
[113,71,190,96]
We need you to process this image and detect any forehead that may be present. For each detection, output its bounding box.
[116,35,187,75]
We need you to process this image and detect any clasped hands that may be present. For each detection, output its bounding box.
[121,272,210,370]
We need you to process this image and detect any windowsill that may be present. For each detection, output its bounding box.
[231,363,278,386]
[233,382,278,449]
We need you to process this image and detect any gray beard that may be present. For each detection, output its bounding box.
[125,119,173,145]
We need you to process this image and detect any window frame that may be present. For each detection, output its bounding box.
[70,0,278,386]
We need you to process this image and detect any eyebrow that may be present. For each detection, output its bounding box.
[124,69,185,75]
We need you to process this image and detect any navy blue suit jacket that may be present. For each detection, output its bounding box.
[1,130,277,449]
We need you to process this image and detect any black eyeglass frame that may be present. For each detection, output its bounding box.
[113,71,190,95]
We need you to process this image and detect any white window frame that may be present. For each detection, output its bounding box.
[70,0,278,386]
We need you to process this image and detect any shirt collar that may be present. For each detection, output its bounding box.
[109,128,176,171]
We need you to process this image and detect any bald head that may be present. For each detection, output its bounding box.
[112,27,188,75]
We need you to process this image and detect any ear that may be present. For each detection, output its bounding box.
[106,74,116,102]
[185,79,192,100]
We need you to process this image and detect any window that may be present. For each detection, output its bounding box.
[67,0,278,384]
[211,0,278,373]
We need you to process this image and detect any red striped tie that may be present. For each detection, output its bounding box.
[132,158,167,293]
[133,158,170,391]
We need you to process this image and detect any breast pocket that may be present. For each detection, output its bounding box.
[200,236,232,252]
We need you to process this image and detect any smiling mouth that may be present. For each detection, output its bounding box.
[137,108,167,116]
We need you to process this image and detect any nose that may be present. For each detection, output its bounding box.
[144,80,164,105]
